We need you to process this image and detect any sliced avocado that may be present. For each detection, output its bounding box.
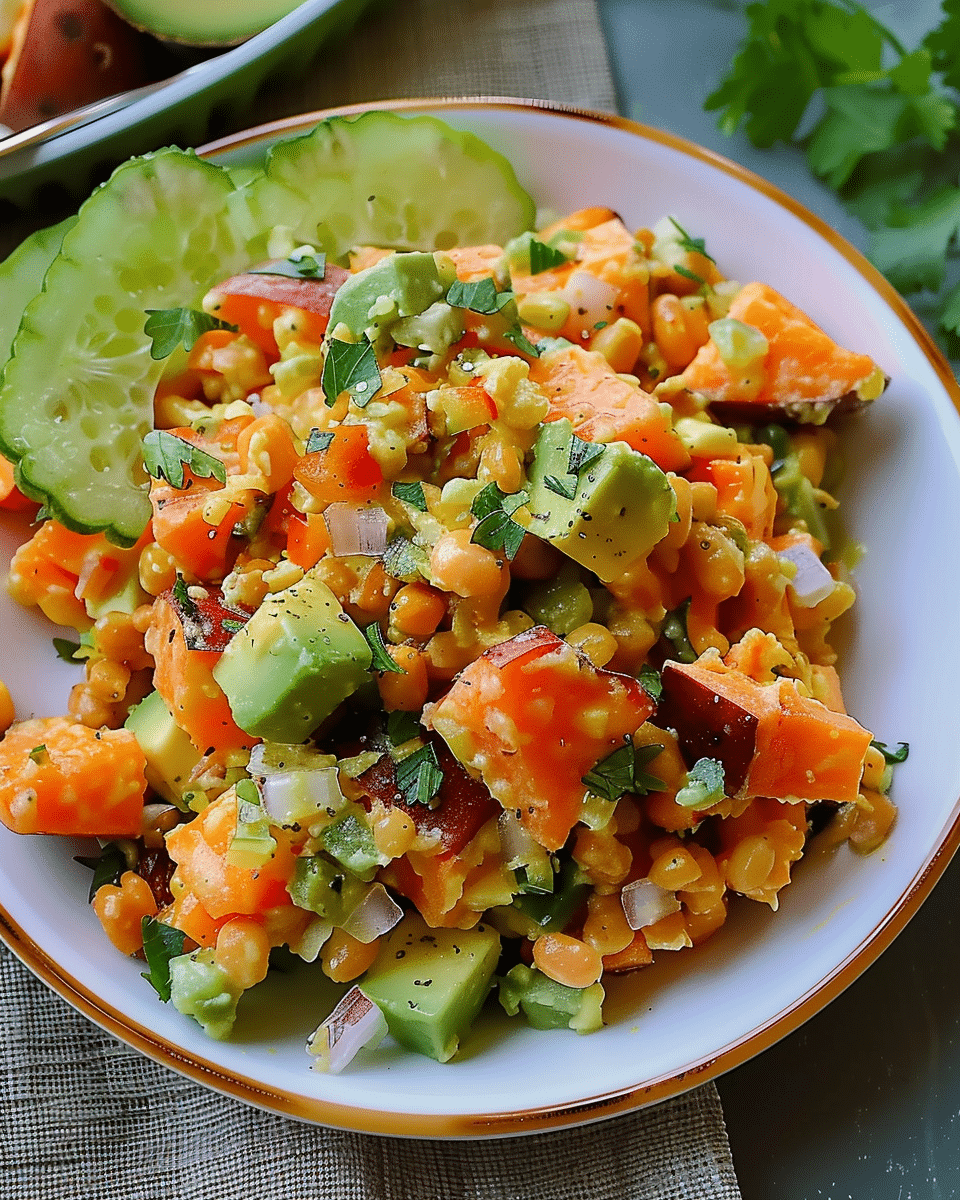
[212,571,372,744]
[524,419,677,582]
[359,913,500,1063]
[328,252,445,344]
[288,854,367,924]
[102,0,301,46]
[499,963,604,1033]
[124,690,201,807]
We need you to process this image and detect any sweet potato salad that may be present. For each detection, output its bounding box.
[0,115,903,1069]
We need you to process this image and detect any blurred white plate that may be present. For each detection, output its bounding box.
[1,98,959,1136]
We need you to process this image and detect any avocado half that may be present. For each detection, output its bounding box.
[102,0,305,47]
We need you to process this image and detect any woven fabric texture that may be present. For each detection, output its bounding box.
[0,3,743,1198]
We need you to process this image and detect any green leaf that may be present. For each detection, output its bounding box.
[872,739,909,764]
[668,217,715,263]
[143,308,237,361]
[142,429,227,490]
[503,326,541,357]
[940,279,960,337]
[660,598,697,664]
[321,336,382,407]
[392,480,428,512]
[869,184,960,293]
[470,483,527,559]
[249,251,326,279]
[582,741,665,803]
[386,709,421,745]
[53,632,94,663]
[924,0,960,91]
[529,238,569,274]
[140,917,187,1002]
[567,434,605,476]
[447,276,514,315]
[171,574,197,618]
[544,474,577,500]
[305,428,335,453]
[639,664,663,703]
[395,742,444,807]
[676,757,726,809]
[382,534,429,582]
[73,841,128,903]
[806,86,911,189]
[365,621,405,673]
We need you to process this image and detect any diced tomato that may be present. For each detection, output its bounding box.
[293,424,384,505]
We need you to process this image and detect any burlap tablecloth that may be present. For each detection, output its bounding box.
[0,3,743,1196]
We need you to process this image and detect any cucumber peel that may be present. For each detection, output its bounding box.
[0,149,249,546]
[234,111,537,262]
[0,216,75,381]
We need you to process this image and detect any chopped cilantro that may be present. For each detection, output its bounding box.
[386,709,421,745]
[660,598,697,665]
[143,307,237,361]
[581,741,665,802]
[668,217,716,263]
[53,633,93,664]
[249,251,326,279]
[567,434,605,476]
[676,758,726,809]
[321,336,382,407]
[382,534,430,582]
[74,841,128,902]
[872,739,910,764]
[364,621,405,673]
[529,238,569,274]
[470,483,527,559]
[392,480,429,512]
[544,474,578,500]
[142,429,227,490]
[395,742,443,807]
[639,664,663,702]
[305,428,335,454]
[140,917,187,1002]
[446,276,514,315]
[171,575,197,618]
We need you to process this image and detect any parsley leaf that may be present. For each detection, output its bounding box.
[140,917,187,1002]
[639,664,663,702]
[868,183,960,292]
[142,429,227,490]
[171,575,197,618]
[386,709,421,745]
[143,308,237,361]
[447,276,514,315]
[53,632,94,664]
[872,739,910,764]
[567,434,605,476]
[470,483,528,559]
[364,622,405,673]
[305,428,335,454]
[660,598,697,664]
[382,534,430,582]
[321,336,382,407]
[391,480,428,512]
[582,741,665,802]
[73,841,128,902]
[544,474,577,500]
[395,742,444,807]
[529,238,569,274]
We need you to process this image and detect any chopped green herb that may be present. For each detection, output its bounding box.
[142,429,227,490]
[249,251,326,279]
[673,263,708,287]
[567,434,605,476]
[365,621,405,673]
[447,276,514,315]
[392,480,429,512]
[171,575,196,618]
[140,917,187,1002]
[529,238,569,274]
[639,664,663,702]
[53,634,93,664]
[503,326,541,357]
[872,739,910,764]
[395,742,444,807]
[386,709,421,745]
[28,744,47,764]
[74,841,128,902]
[470,483,527,559]
[660,598,697,664]
[582,741,665,802]
[305,428,335,454]
[221,618,244,634]
[544,474,578,500]
[668,216,715,263]
[382,534,429,582]
[143,307,237,361]
[321,336,382,407]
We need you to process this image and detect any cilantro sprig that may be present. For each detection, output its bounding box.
[581,741,665,802]
[395,742,444,807]
[470,482,528,559]
[706,0,960,357]
[322,336,382,407]
[142,429,227,489]
[143,308,237,360]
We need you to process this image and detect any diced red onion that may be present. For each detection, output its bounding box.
[559,271,619,340]
[621,878,681,931]
[260,767,344,826]
[341,883,404,944]
[324,503,389,556]
[307,986,388,1074]
[778,542,835,607]
[497,808,539,867]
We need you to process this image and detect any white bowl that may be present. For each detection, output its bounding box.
[2,98,960,1137]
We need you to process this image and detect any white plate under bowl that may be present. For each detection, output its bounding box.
[2,99,959,1137]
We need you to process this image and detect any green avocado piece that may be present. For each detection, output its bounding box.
[169,949,243,1040]
[327,252,445,343]
[124,690,201,807]
[212,572,372,744]
[525,419,677,582]
[359,913,500,1063]
[102,0,302,46]
[498,963,604,1033]
[288,854,367,923]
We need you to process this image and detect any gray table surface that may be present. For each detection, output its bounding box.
[597,1,960,1197]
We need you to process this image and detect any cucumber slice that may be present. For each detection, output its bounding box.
[235,111,536,262]
[0,216,76,380]
[0,149,248,546]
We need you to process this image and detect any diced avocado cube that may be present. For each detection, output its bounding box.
[525,418,676,582]
[288,854,367,924]
[319,804,388,882]
[212,572,372,744]
[509,858,591,937]
[522,561,593,636]
[124,690,201,807]
[498,963,604,1033]
[391,301,465,355]
[359,913,500,1063]
[328,252,446,343]
[169,949,243,1041]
